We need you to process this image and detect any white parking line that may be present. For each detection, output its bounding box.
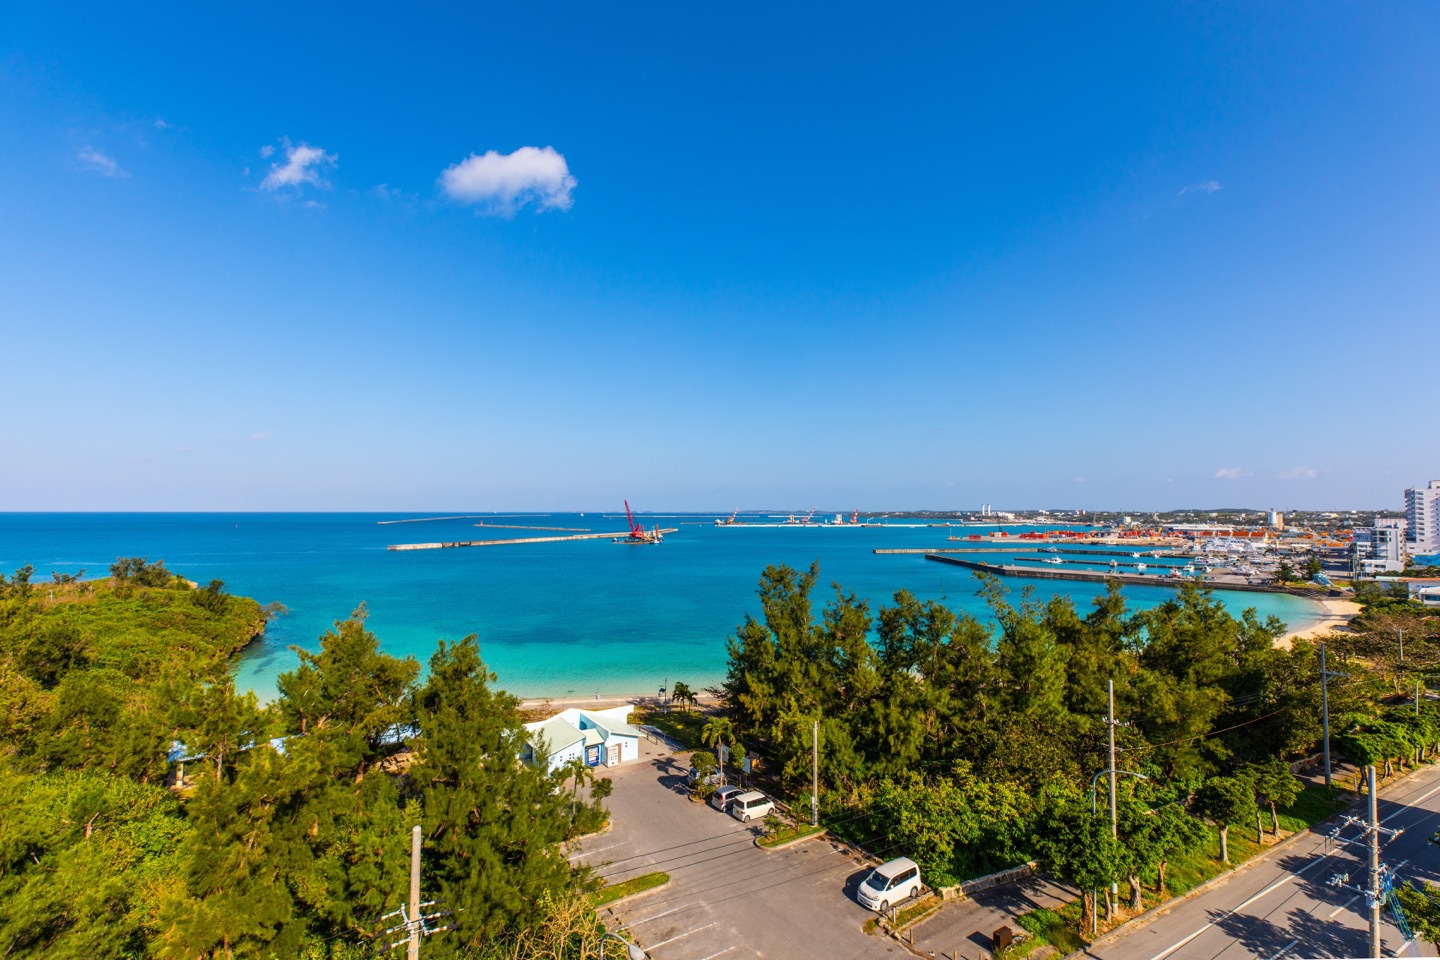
[646,922,717,951]
[570,843,620,861]
[1265,938,1299,960]
[692,949,736,960]
[629,903,700,926]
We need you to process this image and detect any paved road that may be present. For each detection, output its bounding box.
[1088,765,1440,960]
[578,736,904,960]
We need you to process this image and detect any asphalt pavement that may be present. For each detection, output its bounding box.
[1085,764,1440,960]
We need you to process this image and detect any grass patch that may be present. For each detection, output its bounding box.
[892,894,942,930]
[593,871,669,907]
[634,707,708,750]
[1013,904,1088,957]
[1274,784,1347,833]
[757,823,826,848]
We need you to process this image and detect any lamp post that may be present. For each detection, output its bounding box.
[1088,769,1148,933]
[601,932,647,960]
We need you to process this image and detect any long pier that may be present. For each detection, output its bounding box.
[388,529,680,551]
[472,523,591,532]
[923,554,1325,597]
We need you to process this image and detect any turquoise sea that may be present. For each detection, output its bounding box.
[0,513,1324,701]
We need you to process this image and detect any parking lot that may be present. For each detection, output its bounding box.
[577,736,905,960]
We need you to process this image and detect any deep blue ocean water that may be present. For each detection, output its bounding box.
[0,513,1323,700]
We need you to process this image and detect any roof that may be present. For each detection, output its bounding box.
[527,716,585,755]
[874,857,919,876]
[583,728,604,747]
[733,790,766,802]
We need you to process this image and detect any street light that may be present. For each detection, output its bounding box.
[601,932,647,960]
[1088,769,1148,934]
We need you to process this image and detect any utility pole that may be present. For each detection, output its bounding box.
[811,719,820,827]
[1108,679,1118,918]
[1321,643,1347,788]
[1108,680,1117,838]
[1327,765,1404,960]
[1368,764,1382,960]
[380,825,450,958]
[1399,629,1405,663]
[408,825,421,960]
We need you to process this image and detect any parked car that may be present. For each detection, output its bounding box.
[709,785,743,812]
[856,857,923,913]
[688,765,722,787]
[728,790,775,822]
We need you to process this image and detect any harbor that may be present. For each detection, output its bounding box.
[923,553,1329,597]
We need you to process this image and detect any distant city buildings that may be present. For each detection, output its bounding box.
[1352,517,1407,576]
[1268,509,1284,530]
[1405,480,1440,557]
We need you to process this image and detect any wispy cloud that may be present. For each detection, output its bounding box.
[1278,465,1318,480]
[77,147,125,178]
[261,141,336,191]
[1178,179,1222,197]
[250,431,273,442]
[154,118,173,131]
[439,146,576,215]
[1072,476,1086,484]
[1214,467,1243,480]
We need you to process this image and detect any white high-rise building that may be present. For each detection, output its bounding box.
[1406,480,1440,556]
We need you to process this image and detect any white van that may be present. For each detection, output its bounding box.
[728,791,774,822]
[857,857,923,912]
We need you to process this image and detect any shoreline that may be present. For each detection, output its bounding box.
[1275,597,1361,649]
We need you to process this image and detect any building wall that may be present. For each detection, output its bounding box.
[1406,481,1440,555]
[546,739,585,773]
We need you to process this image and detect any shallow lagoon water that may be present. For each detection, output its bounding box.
[0,513,1323,700]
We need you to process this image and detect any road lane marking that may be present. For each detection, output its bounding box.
[1327,895,1359,919]
[646,922,717,950]
[1265,937,1299,960]
[1143,847,1335,960]
[1384,780,1440,824]
[570,843,620,861]
[692,949,736,960]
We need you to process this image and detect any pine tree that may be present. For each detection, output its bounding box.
[411,636,577,957]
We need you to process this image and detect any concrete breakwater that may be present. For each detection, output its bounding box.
[388,529,679,551]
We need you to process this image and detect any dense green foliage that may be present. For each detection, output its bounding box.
[721,564,1431,921]
[0,564,607,959]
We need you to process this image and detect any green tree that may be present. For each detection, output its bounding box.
[412,636,578,956]
[1247,757,1302,836]
[1395,881,1440,947]
[1031,798,1123,932]
[701,715,740,782]
[1192,776,1253,863]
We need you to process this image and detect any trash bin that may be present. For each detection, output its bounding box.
[993,926,1014,952]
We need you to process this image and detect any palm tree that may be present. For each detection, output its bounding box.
[672,681,696,713]
[701,716,738,784]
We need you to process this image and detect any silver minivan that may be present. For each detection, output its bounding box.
[857,856,923,912]
[709,785,743,812]
[728,791,775,822]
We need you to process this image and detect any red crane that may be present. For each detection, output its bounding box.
[624,500,643,539]
[617,500,663,545]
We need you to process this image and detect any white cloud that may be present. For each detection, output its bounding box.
[154,118,173,130]
[439,146,576,215]
[250,431,273,442]
[1214,467,1243,480]
[1279,465,1318,480]
[261,141,336,191]
[1178,179,1222,197]
[77,147,125,178]
[1072,476,1086,484]
[259,144,275,158]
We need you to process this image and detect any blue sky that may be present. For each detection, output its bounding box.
[2,2,1436,512]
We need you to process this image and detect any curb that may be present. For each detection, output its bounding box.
[1060,763,1432,960]
[755,827,828,852]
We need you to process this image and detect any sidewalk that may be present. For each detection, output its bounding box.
[907,876,1076,960]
